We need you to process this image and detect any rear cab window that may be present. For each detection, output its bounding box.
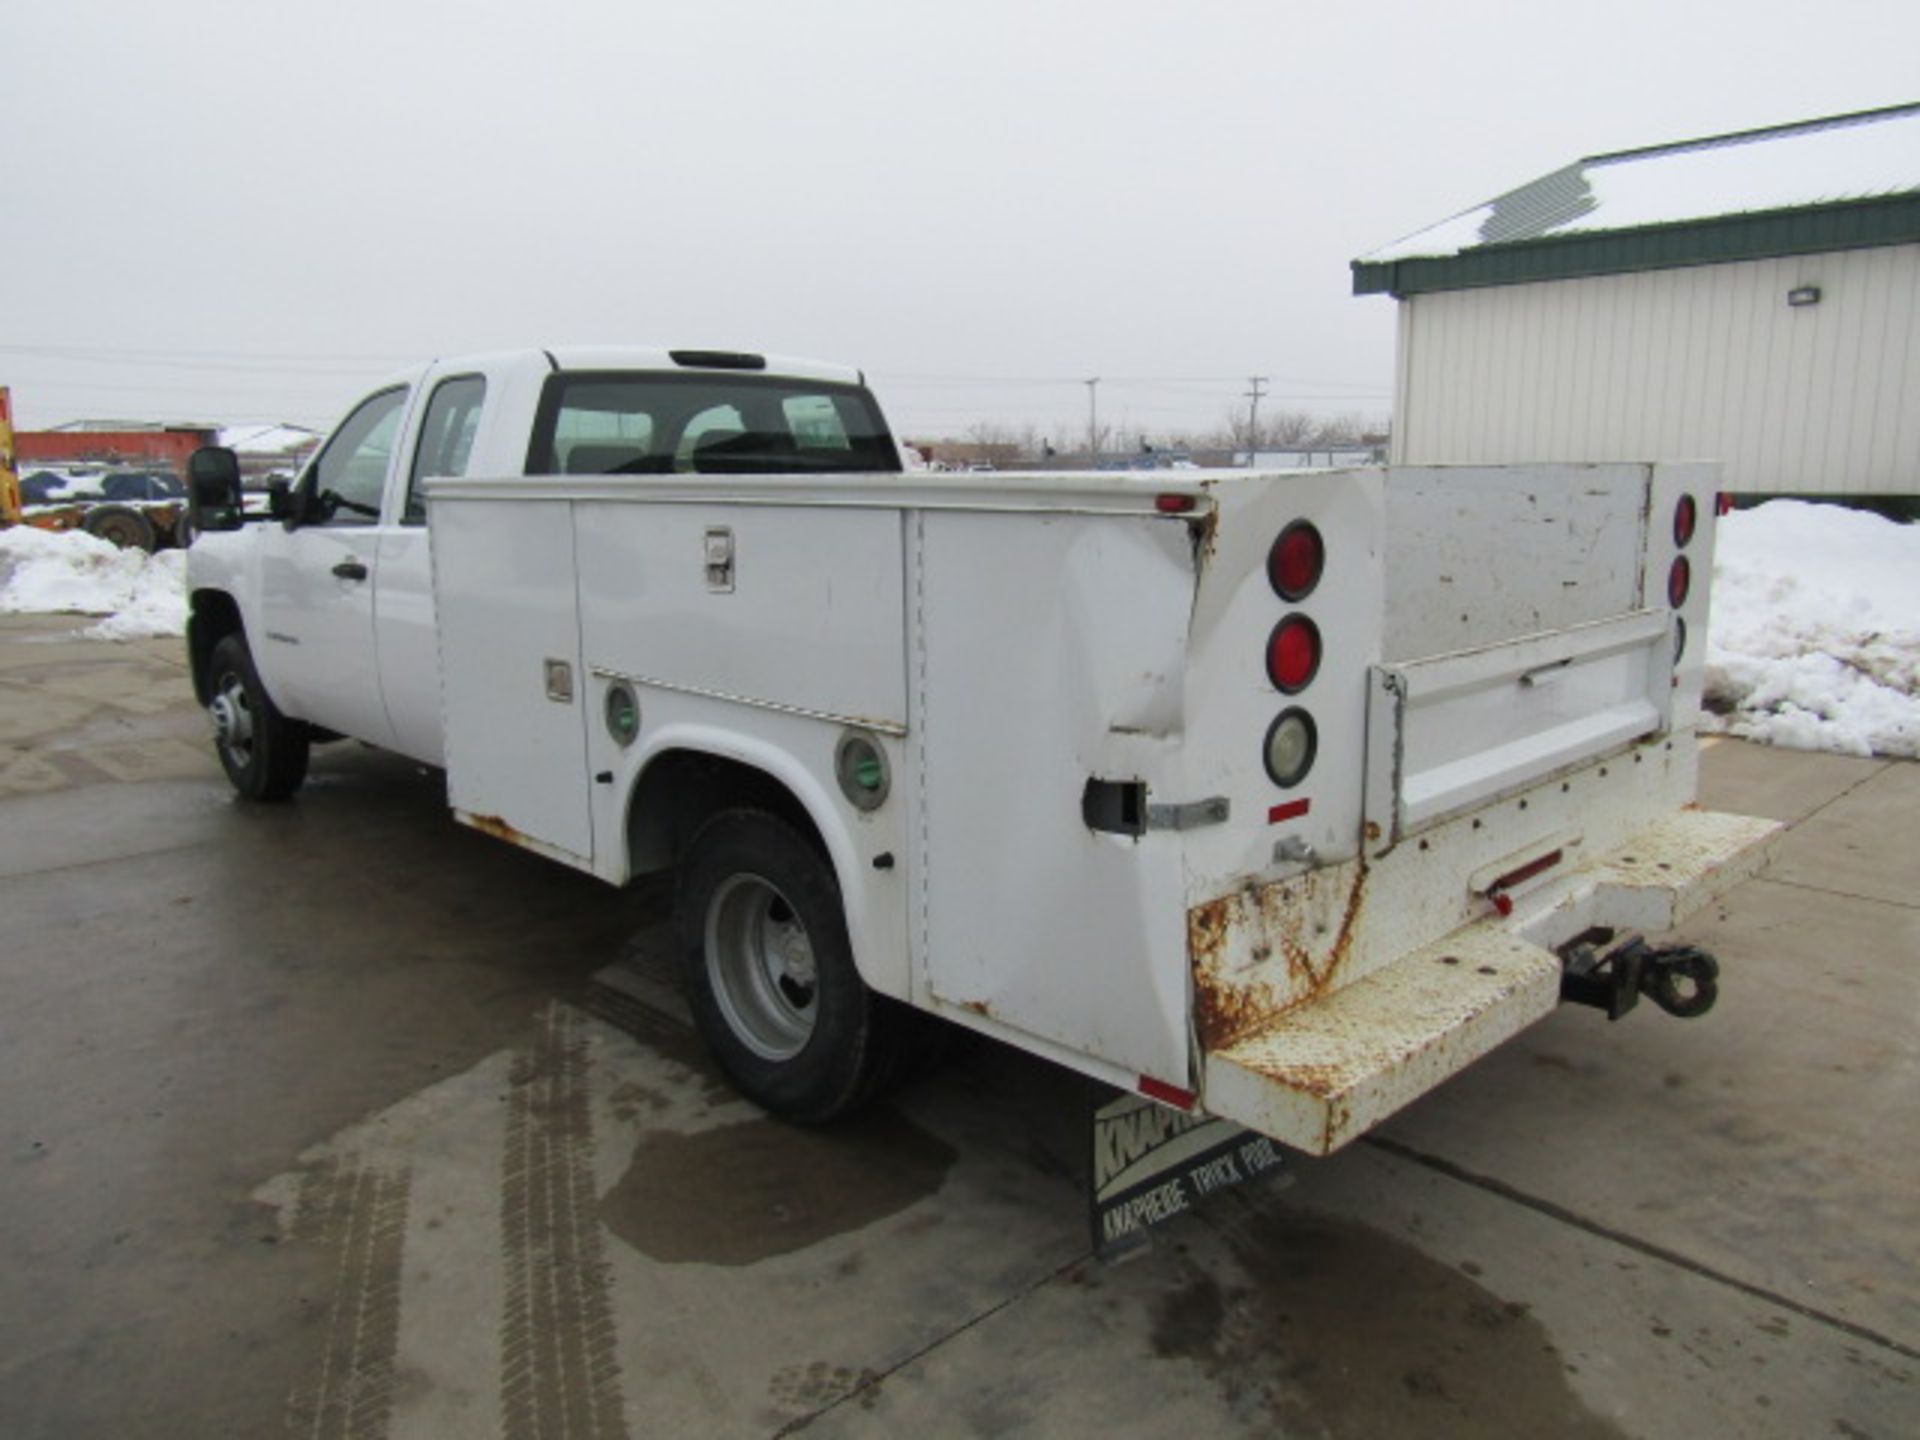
[406,375,488,524]
[527,373,900,476]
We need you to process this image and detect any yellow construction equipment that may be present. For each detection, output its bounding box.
[0,385,20,524]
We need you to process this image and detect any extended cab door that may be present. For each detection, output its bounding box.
[256,385,413,749]
[374,372,491,767]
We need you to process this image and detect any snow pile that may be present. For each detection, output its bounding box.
[219,423,321,455]
[0,527,189,640]
[1705,501,1920,758]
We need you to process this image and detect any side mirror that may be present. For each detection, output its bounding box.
[187,446,244,532]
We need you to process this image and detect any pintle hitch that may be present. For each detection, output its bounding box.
[1556,928,1721,1021]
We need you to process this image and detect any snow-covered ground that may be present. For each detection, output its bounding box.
[0,526,189,640]
[1704,500,1919,759]
[2,500,1916,757]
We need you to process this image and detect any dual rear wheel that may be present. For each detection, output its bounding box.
[676,810,905,1122]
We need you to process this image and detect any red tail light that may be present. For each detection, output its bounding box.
[1268,521,1324,602]
[1266,616,1321,692]
[1668,556,1691,609]
[1674,494,1697,547]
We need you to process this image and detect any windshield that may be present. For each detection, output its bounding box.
[528,372,900,476]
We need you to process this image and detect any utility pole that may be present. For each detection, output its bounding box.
[1085,378,1100,467]
[1244,376,1269,468]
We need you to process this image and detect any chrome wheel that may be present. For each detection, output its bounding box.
[704,873,818,1060]
[210,671,256,768]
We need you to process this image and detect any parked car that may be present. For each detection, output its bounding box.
[101,471,186,502]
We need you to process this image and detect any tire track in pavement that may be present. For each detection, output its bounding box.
[285,1156,414,1440]
[499,1002,630,1439]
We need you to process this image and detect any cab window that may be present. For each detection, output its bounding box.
[405,375,487,524]
[307,387,409,526]
[528,373,899,475]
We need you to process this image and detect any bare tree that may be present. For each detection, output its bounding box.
[1261,409,1319,447]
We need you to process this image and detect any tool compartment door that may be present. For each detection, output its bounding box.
[1365,608,1674,843]
[434,495,595,867]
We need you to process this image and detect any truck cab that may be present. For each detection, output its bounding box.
[186,347,899,786]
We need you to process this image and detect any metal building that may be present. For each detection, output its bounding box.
[1352,103,1920,497]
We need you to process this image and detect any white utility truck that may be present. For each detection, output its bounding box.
[185,346,1780,1154]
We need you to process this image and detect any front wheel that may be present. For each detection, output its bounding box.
[207,634,310,801]
[676,809,901,1122]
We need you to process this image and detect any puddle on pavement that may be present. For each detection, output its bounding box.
[601,1106,957,1265]
[1152,1210,1626,1439]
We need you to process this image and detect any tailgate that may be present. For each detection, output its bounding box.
[1364,607,1674,843]
[1363,461,1712,847]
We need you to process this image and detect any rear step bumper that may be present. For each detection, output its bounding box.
[1201,808,1783,1156]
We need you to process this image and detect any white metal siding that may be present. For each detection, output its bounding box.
[1391,243,1920,495]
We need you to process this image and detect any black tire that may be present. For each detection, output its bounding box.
[83,504,157,552]
[676,809,902,1122]
[206,634,310,801]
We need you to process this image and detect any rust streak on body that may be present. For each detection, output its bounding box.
[467,812,530,848]
[1190,861,1371,1053]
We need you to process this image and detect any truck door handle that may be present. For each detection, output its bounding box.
[332,559,369,581]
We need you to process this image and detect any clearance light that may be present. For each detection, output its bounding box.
[1264,708,1317,788]
[1155,493,1197,514]
[605,683,640,746]
[1268,521,1325,601]
[1668,556,1691,609]
[835,731,890,811]
[1674,494,1697,547]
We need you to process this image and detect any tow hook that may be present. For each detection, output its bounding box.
[1557,929,1721,1021]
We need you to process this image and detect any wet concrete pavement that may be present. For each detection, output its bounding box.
[0,611,1913,1439]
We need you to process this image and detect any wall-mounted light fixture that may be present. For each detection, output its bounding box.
[1787,285,1822,307]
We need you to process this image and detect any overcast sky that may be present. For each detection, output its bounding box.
[5,0,1917,444]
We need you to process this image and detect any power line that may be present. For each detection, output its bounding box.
[875,370,1386,393]
[0,341,413,370]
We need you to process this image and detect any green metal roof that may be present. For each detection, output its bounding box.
[1353,103,1920,298]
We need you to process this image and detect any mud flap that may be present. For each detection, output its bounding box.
[1088,1086,1289,1257]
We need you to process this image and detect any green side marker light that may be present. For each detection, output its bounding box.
[605,683,640,747]
[835,732,890,812]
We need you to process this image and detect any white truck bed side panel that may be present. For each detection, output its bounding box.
[434,498,595,865]
[915,509,1193,1088]
[572,502,907,734]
